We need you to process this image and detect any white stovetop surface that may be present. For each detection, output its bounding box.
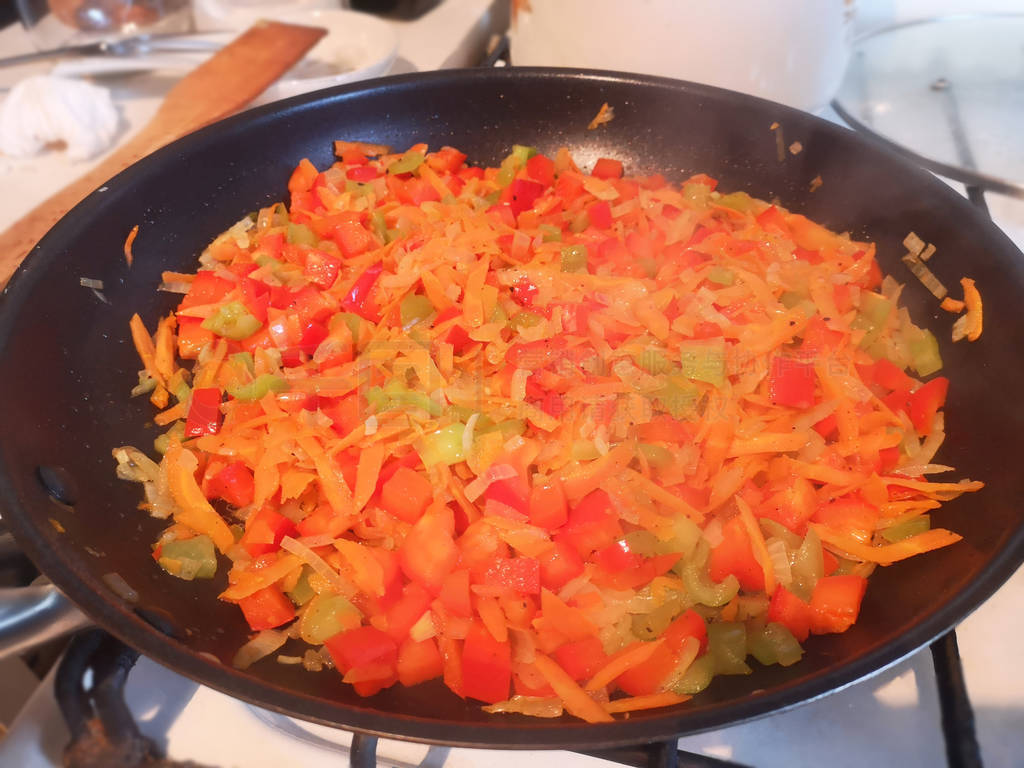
[1,3,1023,766]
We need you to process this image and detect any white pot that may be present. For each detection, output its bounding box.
[509,0,856,113]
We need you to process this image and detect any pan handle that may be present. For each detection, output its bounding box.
[0,584,92,660]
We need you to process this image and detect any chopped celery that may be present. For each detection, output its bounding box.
[345,180,374,196]
[370,211,389,242]
[388,150,425,175]
[228,374,288,401]
[510,311,545,331]
[633,348,672,375]
[158,535,217,580]
[859,292,893,326]
[679,540,740,607]
[154,421,185,455]
[401,294,435,329]
[790,528,824,602]
[417,424,466,466]
[672,652,716,695]
[638,443,674,469]
[299,593,361,645]
[779,291,806,309]
[368,382,442,417]
[286,567,316,606]
[230,351,255,375]
[681,181,712,209]
[882,514,931,543]
[715,191,754,213]
[495,157,517,188]
[748,622,804,667]
[202,301,263,341]
[707,266,736,286]
[253,253,282,268]
[511,144,538,166]
[478,419,526,439]
[678,338,726,387]
[560,244,589,273]
[908,327,943,377]
[539,224,562,242]
[331,311,363,340]
[571,441,601,461]
[631,596,684,640]
[760,518,802,550]
[655,378,701,419]
[654,516,702,559]
[707,622,752,675]
[623,530,661,557]
[286,222,317,246]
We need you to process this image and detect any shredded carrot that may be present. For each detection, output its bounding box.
[587,102,615,131]
[605,691,690,714]
[153,402,186,426]
[586,640,665,692]
[533,653,614,723]
[153,314,177,380]
[124,224,138,267]
[219,554,302,601]
[811,524,963,566]
[940,297,965,313]
[736,496,775,595]
[129,313,164,387]
[958,277,983,342]
[476,595,508,643]
[353,442,385,513]
[149,384,169,410]
[164,443,235,553]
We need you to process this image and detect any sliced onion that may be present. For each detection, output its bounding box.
[703,517,725,548]
[892,463,955,477]
[280,535,350,595]
[233,629,287,670]
[904,413,945,468]
[463,463,518,502]
[484,696,564,718]
[276,655,303,665]
[766,538,792,588]
[158,281,192,294]
[102,572,139,602]
[79,277,104,289]
[302,649,325,672]
[463,412,479,455]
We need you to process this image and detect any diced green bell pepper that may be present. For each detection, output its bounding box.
[286,567,316,606]
[707,621,752,675]
[678,540,740,607]
[228,374,288,401]
[747,621,804,667]
[388,150,425,175]
[416,424,466,466]
[672,652,716,695]
[881,514,931,543]
[202,301,263,341]
[300,593,362,645]
[158,535,217,580]
[715,191,754,213]
[286,222,318,246]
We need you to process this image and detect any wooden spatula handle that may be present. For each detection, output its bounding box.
[0,20,326,288]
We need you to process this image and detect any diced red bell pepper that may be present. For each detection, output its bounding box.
[483,476,530,518]
[341,263,383,321]
[239,506,295,557]
[555,490,623,557]
[586,200,613,230]
[525,153,555,187]
[320,395,363,438]
[616,609,707,696]
[239,277,270,324]
[593,553,680,591]
[554,636,608,681]
[176,316,214,360]
[812,496,879,543]
[426,146,468,174]
[537,540,585,591]
[303,250,342,290]
[800,316,844,359]
[768,356,817,409]
[179,271,233,310]
[296,320,328,358]
[758,476,817,533]
[809,575,868,634]
[206,461,254,508]
[461,620,512,704]
[908,377,949,436]
[347,165,379,182]
[288,158,318,194]
[482,557,541,594]
[295,505,348,539]
[380,466,434,524]
[812,413,838,440]
[528,476,568,530]
[868,358,915,392]
[399,511,459,594]
[439,569,472,617]
[594,539,641,574]
[709,516,765,592]
[879,445,901,474]
[238,585,295,631]
[591,157,623,180]
[384,581,433,643]
[325,625,398,696]
[768,585,813,642]
[509,178,546,216]
[397,637,445,687]
[185,387,222,438]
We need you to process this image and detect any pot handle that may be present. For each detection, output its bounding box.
[0,583,92,660]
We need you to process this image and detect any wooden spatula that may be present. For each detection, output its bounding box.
[0,20,326,287]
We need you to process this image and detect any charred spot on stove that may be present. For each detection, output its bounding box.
[37,465,78,506]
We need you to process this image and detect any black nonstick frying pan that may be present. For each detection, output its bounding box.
[1,69,1022,748]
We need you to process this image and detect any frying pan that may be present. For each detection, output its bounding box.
[1,68,1023,748]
